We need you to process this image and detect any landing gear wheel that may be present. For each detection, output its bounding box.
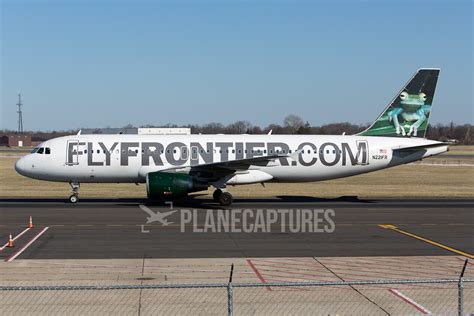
[69,194,79,204]
[69,182,80,204]
[213,189,223,202]
[218,192,233,206]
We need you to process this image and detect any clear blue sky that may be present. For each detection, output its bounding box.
[1,0,472,131]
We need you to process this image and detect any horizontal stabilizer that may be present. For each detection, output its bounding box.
[392,142,449,152]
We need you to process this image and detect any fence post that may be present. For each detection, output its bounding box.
[228,263,234,316]
[228,283,234,316]
[458,259,468,316]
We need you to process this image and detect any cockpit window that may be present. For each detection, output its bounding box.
[31,148,39,153]
[45,148,51,154]
[37,147,44,154]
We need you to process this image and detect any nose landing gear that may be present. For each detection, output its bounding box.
[69,182,80,203]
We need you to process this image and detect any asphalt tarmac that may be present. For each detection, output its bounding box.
[0,198,473,260]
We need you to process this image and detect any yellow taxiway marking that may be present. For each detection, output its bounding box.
[378,224,474,259]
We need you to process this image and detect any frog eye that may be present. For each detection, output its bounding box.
[419,93,427,101]
[400,92,408,100]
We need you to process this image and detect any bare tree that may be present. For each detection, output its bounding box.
[227,121,252,134]
[283,115,305,134]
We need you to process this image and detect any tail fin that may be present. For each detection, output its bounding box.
[358,68,440,138]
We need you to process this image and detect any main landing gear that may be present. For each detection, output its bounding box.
[213,189,233,206]
[69,182,80,203]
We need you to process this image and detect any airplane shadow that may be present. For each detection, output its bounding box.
[0,195,375,209]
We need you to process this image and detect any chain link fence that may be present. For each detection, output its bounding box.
[0,278,472,315]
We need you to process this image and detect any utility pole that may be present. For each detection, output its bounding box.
[17,93,23,134]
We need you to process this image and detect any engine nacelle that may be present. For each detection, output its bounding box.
[146,172,208,199]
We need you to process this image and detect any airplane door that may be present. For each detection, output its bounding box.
[66,140,80,165]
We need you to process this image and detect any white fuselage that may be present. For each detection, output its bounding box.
[15,134,447,185]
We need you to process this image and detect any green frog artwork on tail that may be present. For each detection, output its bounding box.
[358,69,439,138]
[388,92,431,136]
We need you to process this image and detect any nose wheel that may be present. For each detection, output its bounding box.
[69,194,79,203]
[69,182,80,203]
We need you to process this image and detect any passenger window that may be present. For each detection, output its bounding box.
[97,150,100,154]
[45,148,51,154]
[37,147,44,154]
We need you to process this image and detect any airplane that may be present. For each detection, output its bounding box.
[139,204,177,225]
[15,69,448,206]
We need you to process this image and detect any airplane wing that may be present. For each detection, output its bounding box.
[160,152,299,182]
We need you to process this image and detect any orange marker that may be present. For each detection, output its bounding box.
[7,234,14,247]
[28,216,33,229]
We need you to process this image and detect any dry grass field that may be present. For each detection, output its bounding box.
[0,146,473,199]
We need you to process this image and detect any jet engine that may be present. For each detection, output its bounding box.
[146,172,208,199]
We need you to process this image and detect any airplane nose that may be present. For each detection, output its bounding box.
[15,157,28,176]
